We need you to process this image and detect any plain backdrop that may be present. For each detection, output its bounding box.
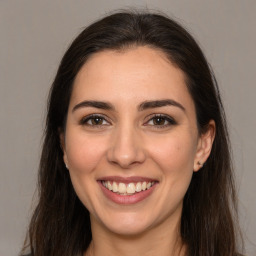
[0,1,255,255]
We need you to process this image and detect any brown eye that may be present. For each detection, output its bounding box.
[152,117,166,125]
[80,115,109,126]
[145,114,177,128]
[91,117,104,125]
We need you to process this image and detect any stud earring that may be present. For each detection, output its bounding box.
[65,163,69,169]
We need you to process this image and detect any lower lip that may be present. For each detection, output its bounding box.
[99,181,157,205]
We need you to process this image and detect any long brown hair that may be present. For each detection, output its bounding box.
[21,10,243,256]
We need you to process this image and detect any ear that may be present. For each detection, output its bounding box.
[193,120,216,172]
[59,130,69,169]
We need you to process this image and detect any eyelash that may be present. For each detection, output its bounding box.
[80,114,111,127]
[79,114,177,128]
[144,114,177,128]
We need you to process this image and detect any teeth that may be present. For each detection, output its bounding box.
[112,182,118,192]
[107,181,112,191]
[135,182,142,192]
[127,183,136,194]
[146,182,152,189]
[118,183,126,194]
[102,180,155,195]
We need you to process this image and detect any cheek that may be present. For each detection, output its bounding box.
[64,132,109,210]
[65,132,108,175]
[148,134,196,210]
[148,133,197,173]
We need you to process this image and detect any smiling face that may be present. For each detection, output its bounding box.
[61,46,214,237]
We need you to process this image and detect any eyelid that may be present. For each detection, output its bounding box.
[143,114,177,127]
[79,114,111,126]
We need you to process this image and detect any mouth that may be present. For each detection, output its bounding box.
[101,180,156,195]
[98,176,158,204]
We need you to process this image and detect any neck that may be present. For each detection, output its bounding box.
[86,214,186,256]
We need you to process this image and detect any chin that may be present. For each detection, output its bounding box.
[106,221,152,237]
[93,210,159,237]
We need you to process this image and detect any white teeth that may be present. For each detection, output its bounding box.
[118,183,126,193]
[107,181,112,191]
[142,181,147,191]
[135,182,142,192]
[102,180,155,195]
[127,183,136,194]
[112,182,118,192]
[146,182,152,189]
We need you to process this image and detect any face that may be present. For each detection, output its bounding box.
[62,46,214,236]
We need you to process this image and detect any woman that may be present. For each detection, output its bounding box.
[21,10,243,256]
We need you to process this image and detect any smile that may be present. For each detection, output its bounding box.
[101,181,155,195]
[98,176,158,204]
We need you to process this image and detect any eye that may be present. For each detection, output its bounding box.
[145,114,177,128]
[80,114,110,126]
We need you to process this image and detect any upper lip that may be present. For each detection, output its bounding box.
[97,176,157,184]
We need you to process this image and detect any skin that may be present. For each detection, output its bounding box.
[61,46,215,256]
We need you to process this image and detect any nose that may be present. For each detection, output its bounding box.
[107,124,146,169]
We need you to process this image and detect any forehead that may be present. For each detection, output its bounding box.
[70,46,195,112]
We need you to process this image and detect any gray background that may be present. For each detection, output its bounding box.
[0,1,255,255]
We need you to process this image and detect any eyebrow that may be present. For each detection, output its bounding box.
[72,100,115,112]
[138,99,186,112]
[72,99,185,113]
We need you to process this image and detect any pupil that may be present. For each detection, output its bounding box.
[154,117,165,125]
[92,117,102,125]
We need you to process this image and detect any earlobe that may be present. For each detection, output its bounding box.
[193,120,216,172]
